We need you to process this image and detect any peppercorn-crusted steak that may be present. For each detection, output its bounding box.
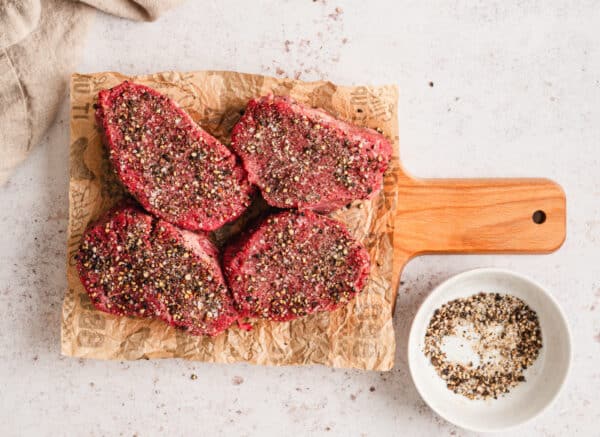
[231,95,392,212]
[223,210,371,321]
[96,81,253,231]
[76,204,239,336]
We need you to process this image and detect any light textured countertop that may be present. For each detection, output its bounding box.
[1,1,599,436]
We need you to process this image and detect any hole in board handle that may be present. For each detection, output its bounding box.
[532,210,546,224]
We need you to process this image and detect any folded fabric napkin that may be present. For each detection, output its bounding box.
[0,0,185,184]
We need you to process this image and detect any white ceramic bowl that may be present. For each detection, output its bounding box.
[408,268,571,432]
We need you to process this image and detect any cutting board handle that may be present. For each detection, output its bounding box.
[394,178,566,257]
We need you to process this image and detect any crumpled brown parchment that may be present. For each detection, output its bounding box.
[62,71,401,370]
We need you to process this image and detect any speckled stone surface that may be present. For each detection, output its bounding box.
[1,1,599,436]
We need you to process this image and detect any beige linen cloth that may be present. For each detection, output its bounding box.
[0,0,185,184]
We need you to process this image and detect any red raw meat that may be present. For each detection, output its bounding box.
[96,81,253,231]
[223,210,371,321]
[231,95,392,212]
[76,203,238,336]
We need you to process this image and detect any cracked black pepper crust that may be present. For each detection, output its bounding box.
[76,203,239,336]
[95,81,254,232]
[231,95,392,213]
[223,210,371,322]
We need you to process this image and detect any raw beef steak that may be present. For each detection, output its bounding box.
[231,95,392,212]
[96,81,253,231]
[76,203,239,336]
[223,210,371,321]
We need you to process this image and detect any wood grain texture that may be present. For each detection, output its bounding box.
[391,173,566,303]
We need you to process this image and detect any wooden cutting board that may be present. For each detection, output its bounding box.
[391,170,566,303]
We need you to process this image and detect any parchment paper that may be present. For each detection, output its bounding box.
[62,71,401,370]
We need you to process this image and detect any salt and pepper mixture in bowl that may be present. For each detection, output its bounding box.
[408,268,571,432]
[424,292,542,400]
